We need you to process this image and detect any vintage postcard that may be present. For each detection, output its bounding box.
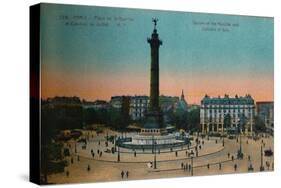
[30,3,274,185]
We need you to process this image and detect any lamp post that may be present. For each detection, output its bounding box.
[114,135,117,151]
[191,156,193,176]
[260,144,264,171]
[117,146,120,162]
[152,135,157,169]
[237,117,243,159]
[221,123,225,147]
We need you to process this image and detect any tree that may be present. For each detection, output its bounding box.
[41,105,69,184]
[223,114,231,129]
[254,116,266,133]
[187,108,200,132]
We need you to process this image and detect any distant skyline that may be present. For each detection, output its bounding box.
[40,4,274,104]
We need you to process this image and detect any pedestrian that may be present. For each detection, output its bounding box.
[175,151,178,157]
[228,152,230,159]
[185,150,188,156]
[181,162,184,169]
[126,171,129,178]
[134,151,136,157]
[207,163,210,169]
[234,164,237,171]
[231,156,234,161]
[121,170,124,179]
[266,161,270,170]
[219,163,221,170]
[66,170,69,177]
[87,164,91,171]
[248,155,251,161]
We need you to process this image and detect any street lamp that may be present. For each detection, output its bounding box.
[191,156,194,176]
[117,146,120,162]
[237,117,243,159]
[260,144,264,171]
[152,135,157,169]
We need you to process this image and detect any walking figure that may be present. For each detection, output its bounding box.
[234,164,237,171]
[87,164,91,171]
[126,171,129,178]
[231,155,234,161]
[227,152,230,159]
[219,163,221,170]
[175,151,178,157]
[121,171,124,179]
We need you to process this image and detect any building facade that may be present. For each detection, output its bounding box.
[82,100,109,110]
[200,94,255,135]
[256,101,274,131]
[129,96,149,121]
[110,96,125,108]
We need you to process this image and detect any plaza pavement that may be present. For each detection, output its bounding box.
[48,130,274,184]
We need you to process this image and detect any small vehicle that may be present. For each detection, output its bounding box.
[82,145,87,150]
[228,135,235,139]
[248,164,254,171]
[104,149,111,153]
[264,149,273,156]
